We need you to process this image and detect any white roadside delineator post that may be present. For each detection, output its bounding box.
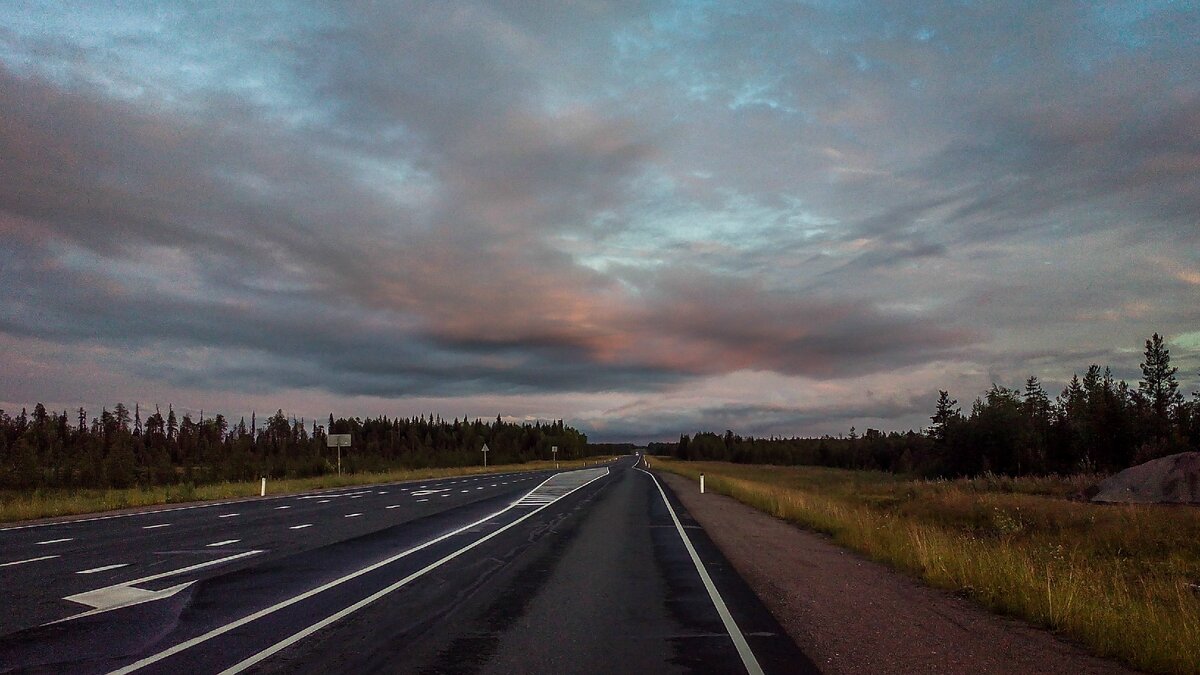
[700,473,705,494]
[261,477,266,497]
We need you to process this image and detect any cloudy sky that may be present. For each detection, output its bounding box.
[1,1,1198,441]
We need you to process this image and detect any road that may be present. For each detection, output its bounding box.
[0,456,815,674]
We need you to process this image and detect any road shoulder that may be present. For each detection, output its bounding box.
[658,472,1140,675]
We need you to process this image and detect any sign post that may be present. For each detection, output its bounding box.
[481,442,490,467]
[552,445,558,469]
[327,433,351,475]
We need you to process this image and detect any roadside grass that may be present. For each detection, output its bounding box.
[0,456,616,524]
[654,458,1200,675]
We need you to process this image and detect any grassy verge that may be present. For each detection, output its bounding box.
[0,456,616,524]
[654,458,1200,675]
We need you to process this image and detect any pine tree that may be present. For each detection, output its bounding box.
[1138,332,1182,439]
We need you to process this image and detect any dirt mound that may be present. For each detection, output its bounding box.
[1091,452,1200,504]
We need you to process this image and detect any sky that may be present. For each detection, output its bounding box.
[1,1,1198,442]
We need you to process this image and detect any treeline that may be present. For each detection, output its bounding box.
[653,333,1200,477]
[0,406,587,490]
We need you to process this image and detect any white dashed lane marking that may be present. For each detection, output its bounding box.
[0,555,59,567]
[416,499,429,503]
[218,514,240,519]
[289,524,312,530]
[207,540,240,547]
[275,506,291,510]
[317,500,330,504]
[142,524,170,530]
[386,505,402,509]
[77,563,129,574]
[36,538,73,545]
[344,513,362,518]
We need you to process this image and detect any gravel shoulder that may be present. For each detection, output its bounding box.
[658,472,1140,675]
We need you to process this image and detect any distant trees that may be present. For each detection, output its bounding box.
[0,409,587,490]
[662,332,1198,477]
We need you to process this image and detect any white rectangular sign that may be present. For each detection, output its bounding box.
[327,433,352,448]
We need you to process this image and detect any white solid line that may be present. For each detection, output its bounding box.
[36,538,74,545]
[121,551,263,588]
[344,513,361,518]
[636,468,763,675]
[218,513,239,518]
[0,554,59,567]
[142,524,170,529]
[108,470,606,675]
[289,524,313,530]
[216,469,610,675]
[77,563,130,574]
[274,506,291,510]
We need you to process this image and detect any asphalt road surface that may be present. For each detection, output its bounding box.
[0,456,815,674]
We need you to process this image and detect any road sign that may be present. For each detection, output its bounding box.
[481,443,490,467]
[327,434,351,475]
[552,445,558,469]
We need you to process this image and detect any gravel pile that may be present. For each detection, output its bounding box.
[1091,452,1200,504]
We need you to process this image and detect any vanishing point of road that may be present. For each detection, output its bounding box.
[0,456,815,674]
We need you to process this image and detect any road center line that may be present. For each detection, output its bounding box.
[0,555,59,567]
[636,467,764,675]
[77,563,129,574]
[36,538,74,545]
[108,470,606,674]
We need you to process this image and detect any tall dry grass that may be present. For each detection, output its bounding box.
[657,459,1200,675]
[0,457,615,524]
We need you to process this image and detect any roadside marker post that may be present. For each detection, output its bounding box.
[552,445,558,469]
[327,434,352,475]
[700,473,705,494]
[481,443,489,467]
[260,477,266,497]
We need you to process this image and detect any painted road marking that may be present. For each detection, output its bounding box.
[274,506,291,510]
[416,499,429,503]
[350,495,363,499]
[77,564,130,574]
[289,524,312,530]
[440,494,451,498]
[376,491,388,495]
[59,551,264,622]
[142,524,170,529]
[0,555,59,567]
[344,513,361,518]
[36,538,74,545]
[460,490,469,493]
[207,540,240,547]
[317,500,330,504]
[112,469,610,674]
[386,505,402,509]
[411,488,450,497]
[218,514,240,519]
[636,467,764,675]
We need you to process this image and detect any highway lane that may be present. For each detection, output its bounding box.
[0,470,552,632]
[0,457,815,673]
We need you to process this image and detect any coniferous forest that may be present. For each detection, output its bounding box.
[653,333,1200,477]
[0,408,587,490]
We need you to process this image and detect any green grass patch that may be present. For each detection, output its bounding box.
[0,456,616,524]
[654,458,1200,675]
